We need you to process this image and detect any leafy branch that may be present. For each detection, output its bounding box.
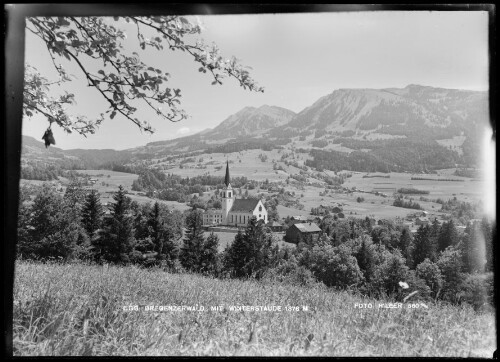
[23,16,264,139]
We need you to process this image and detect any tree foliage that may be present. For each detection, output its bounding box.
[81,189,104,237]
[17,184,88,260]
[412,224,437,267]
[179,208,206,273]
[24,16,264,140]
[223,216,275,278]
[97,185,136,264]
[302,243,364,289]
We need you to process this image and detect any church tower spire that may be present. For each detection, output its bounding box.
[224,160,231,187]
[222,160,234,225]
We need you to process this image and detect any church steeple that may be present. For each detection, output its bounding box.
[224,160,231,187]
[222,160,234,225]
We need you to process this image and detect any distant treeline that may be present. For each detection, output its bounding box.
[131,168,249,202]
[363,175,390,178]
[20,158,88,181]
[310,139,329,148]
[393,197,422,210]
[21,162,63,181]
[454,169,480,178]
[97,162,140,174]
[411,177,464,182]
[397,188,430,195]
[306,149,392,173]
[306,139,461,173]
[205,140,281,154]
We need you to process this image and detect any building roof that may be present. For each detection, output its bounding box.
[205,209,222,215]
[291,215,307,220]
[224,160,230,187]
[294,222,322,233]
[269,221,282,227]
[230,199,261,213]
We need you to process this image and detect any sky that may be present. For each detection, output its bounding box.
[22,11,489,150]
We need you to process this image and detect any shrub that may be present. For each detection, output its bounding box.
[302,244,364,289]
[416,258,443,299]
[459,273,493,311]
[262,256,318,287]
[370,249,410,299]
[396,270,433,302]
[436,246,464,303]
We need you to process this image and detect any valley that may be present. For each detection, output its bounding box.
[19,84,490,231]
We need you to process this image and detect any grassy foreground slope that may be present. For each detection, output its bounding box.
[13,261,495,357]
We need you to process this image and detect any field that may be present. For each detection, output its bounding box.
[20,163,487,223]
[20,170,191,212]
[13,261,496,357]
[157,149,307,183]
[342,171,484,204]
[74,170,139,190]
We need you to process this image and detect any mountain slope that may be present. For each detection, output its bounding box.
[132,105,296,155]
[21,135,133,170]
[272,85,488,140]
[208,105,296,139]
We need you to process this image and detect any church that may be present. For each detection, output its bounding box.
[202,161,268,227]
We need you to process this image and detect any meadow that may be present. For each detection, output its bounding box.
[342,171,484,204]
[13,261,496,357]
[20,161,485,223]
[157,149,305,183]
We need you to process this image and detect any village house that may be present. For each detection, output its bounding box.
[284,222,322,244]
[268,221,284,232]
[202,208,223,225]
[202,161,267,227]
[331,206,343,214]
[415,217,430,226]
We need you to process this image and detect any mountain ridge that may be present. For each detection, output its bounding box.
[21,85,489,172]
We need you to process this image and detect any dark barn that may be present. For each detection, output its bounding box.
[284,222,322,244]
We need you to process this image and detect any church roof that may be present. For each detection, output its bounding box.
[224,160,230,187]
[230,199,261,213]
[294,222,322,233]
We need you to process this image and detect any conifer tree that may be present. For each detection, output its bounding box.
[179,208,205,272]
[398,227,413,266]
[437,220,459,253]
[148,202,179,263]
[63,177,88,220]
[81,189,103,237]
[412,224,437,267]
[99,185,135,264]
[19,184,87,260]
[223,230,248,277]
[355,236,375,282]
[224,216,274,278]
[133,202,151,241]
[201,232,220,276]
